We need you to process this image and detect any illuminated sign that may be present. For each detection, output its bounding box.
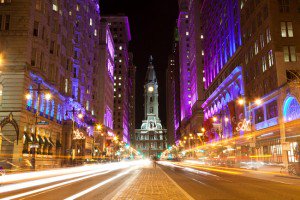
[236,119,251,132]
[73,129,86,140]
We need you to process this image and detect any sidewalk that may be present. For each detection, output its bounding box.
[113,164,193,200]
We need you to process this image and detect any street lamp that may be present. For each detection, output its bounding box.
[65,107,84,165]
[26,79,51,171]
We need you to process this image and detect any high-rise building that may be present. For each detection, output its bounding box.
[0,1,111,169]
[177,0,205,147]
[95,20,115,154]
[200,0,300,165]
[103,16,132,144]
[135,56,167,157]
[128,53,136,146]
[166,27,181,145]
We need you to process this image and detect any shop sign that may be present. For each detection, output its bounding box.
[236,119,251,132]
[73,129,86,140]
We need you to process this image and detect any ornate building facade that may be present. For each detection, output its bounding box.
[135,57,167,157]
[0,0,119,169]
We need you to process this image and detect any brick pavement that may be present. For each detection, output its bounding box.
[113,164,194,200]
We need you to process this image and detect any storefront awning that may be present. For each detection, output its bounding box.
[23,132,32,143]
[38,135,45,145]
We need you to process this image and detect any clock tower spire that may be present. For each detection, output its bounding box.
[144,56,159,120]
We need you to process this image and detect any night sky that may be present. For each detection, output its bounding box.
[100,0,179,128]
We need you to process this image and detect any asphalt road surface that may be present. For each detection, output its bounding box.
[0,161,143,200]
[159,163,300,200]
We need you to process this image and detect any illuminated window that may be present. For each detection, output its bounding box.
[268,50,274,67]
[281,22,293,37]
[201,50,204,56]
[119,59,122,63]
[86,100,89,110]
[64,79,68,94]
[119,46,123,50]
[92,110,94,115]
[254,41,259,55]
[185,15,188,19]
[94,29,97,36]
[119,77,122,80]
[76,4,80,11]
[52,0,58,11]
[284,46,296,62]
[186,32,189,36]
[200,35,204,39]
[89,18,93,26]
[266,28,271,43]
[262,56,267,72]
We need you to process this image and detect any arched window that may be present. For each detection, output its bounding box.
[27,86,33,110]
[40,93,45,115]
[283,96,300,122]
[50,100,55,119]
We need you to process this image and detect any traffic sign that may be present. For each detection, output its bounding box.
[36,121,49,125]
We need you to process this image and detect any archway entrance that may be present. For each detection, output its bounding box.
[0,112,20,169]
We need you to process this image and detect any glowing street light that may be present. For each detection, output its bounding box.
[212,116,217,122]
[45,93,52,101]
[201,127,205,132]
[77,111,83,119]
[255,98,262,106]
[25,93,32,100]
[96,124,102,131]
[238,98,245,105]
[224,117,229,122]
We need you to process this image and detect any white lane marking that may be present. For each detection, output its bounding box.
[64,168,135,200]
[0,170,112,200]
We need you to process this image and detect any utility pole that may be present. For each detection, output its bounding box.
[27,79,51,171]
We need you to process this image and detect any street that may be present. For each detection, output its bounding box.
[1,160,300,200]
[159,161,300,200]
[0,161,145,200]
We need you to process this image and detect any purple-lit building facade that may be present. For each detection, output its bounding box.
[96,20,115,153]
[0,1,116,169]
[201,0,300,166]
[177,0,205,146]
[103,16,132,144]
[201,0,243,140]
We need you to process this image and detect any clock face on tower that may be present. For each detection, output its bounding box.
[148,86,154,92]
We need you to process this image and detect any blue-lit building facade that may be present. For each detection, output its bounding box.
[0,0,120,169]
[200,0,300,166]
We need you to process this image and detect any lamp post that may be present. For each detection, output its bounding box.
[65,107,83,165]
[237,97,262,163]
[93,124,102,158]
[26,79,52,171]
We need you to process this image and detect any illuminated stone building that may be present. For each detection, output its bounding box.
[177,0,204,147]
[103,16,132,144]
[135,57,167,157]
[0,0,112,169]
